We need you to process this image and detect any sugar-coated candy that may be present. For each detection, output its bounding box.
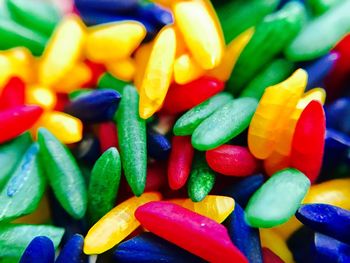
[173,92,233,136]
[168,136,194,190]
[88,147,121,224]
[261,247,284,263]
[114,232,204,263]
[221,174,265,207]
[146,128,171,160]
[228,2,305,94]
[0,224,64,258]
[19,236,55,263]
[206,144,259,176]
[135,201,248,263]
[0,144,44,222]
[173,1,224,70]
[285,0,350,61]
[171,195,235,223]
[55,234,85,263]
[290,100,326,183]
[187,153,216,202]
[64,90,121,123]
[116,85,147,197]
[6,0,61,36]
[0,77,25,110]
[84,192,162,255]
[314,232,350,263]
[38,128,87,219]
[0,105,43,143]
[245,168,310,228]
[0,132,31,188]
[39,15,86,86]
[192,97,257,151]
[226,203,263,263]
[162,77,225,115]
[296,204,350,244]
[139,26,176,119]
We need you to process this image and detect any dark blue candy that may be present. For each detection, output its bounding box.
[225,203,263,263]
[55,234,85,263]
[114,232,204,263]
[303,52,338,90]
[314,233,350,263]
[64,90,121,123]
[325,98,350,136]
[73,134,101,166]
[19,236,55,263]
[296,204,350,244]
[135,3,173,30]
[287,226,315,263]
[147,128,171,160]
[74,0,139,13]
[220,174,265,207]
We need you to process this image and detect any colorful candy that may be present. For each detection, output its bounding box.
[19,236,55,263]
[55,234,85,263]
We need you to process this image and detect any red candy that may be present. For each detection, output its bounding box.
[135,201,248,263]
[83,60,106,87]
[262,247,284,263]
[161,76,225,114]
[146,161,167,192]
[167,136,194,190]
[0,77,25,110]
[98,122,119,153]
[290,101,325,183]
[0,105,43,143]
[206,145,259,176]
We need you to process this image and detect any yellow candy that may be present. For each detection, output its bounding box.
[139,26,176,119]
[107,58,136,82]
[32,111,83,144]
[134,42,153,91]
[85,21,146,63]
[6,47,36,84]
[208,28,254,81]
[174,26,187,56]
[174,54,204,84]
[274,179,350,239]
[84,192,162,254]
[39,15,86,86]
[53,62,91,93]
[173,1,223,70]
[14,194,51,224]
[248,69,307,159]
[260,229,294,263]
[26,85,57,110]
[0,54,13,89]
[170,195,234,223]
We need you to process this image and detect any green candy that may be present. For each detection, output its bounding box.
[188,154,215,202]
[228,1,305,95]
[116,85,147,196]
[245,168,310,228]
[285,0,350,61]
[98,73,128,94]
[0,224,64,258]
[6,0,61,36]
[38,128,87,219]
[0,132,31,189]
[216,0,280,43]
[0,144,45,222]
[240,59,295,100]
[173,92,233,136]
[88,147,121,224]
[68,89,94,101]
[0,18,47,56]
[192,98,258,151]
[307,0,343,16]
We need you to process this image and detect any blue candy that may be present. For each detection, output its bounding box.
[55,234,85,263]
[225,203,263,263]
[221,174,265,207]
[19,236,55,263]
[296,204,350,244]
[114,232,204,263]
[325,98,350,136]
[147,128,171,160]
[315,233,350,263]
[74,0,139,13]
[135,3,173,30]
[303,52,338,90]
[64,90,121,123]
[287,226,315,263]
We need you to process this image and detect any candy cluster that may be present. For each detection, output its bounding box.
[0,0,349,262]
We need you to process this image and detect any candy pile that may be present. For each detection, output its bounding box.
[0,0,349,262]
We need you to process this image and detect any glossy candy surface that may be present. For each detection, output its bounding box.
[84,192,162,255]
[314,232,350,263]
[135,201,248,263]
[55,234,85,263]
[19,236,55,263]
[245,168,310,228]
[0,77,25,109]
[147,128,171,160]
